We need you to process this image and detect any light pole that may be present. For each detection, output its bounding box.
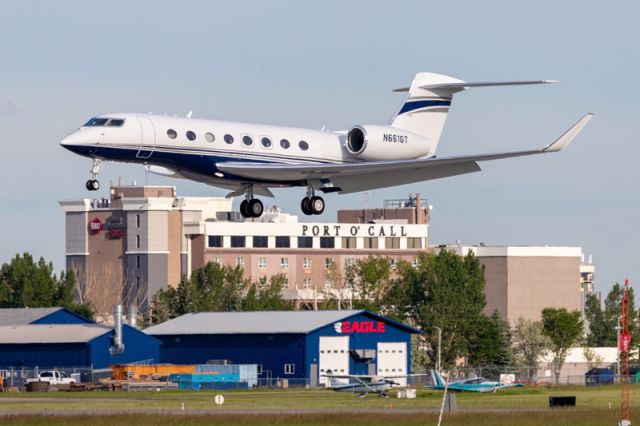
[434,326,442,373]
[615,315,622,379]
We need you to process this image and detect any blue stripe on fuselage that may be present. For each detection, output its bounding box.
[398,99,451,114]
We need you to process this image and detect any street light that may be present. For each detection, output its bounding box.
[615,315,622,379]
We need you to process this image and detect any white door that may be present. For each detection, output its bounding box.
[319,336,350,386]
[377,342,407,386]
[136,115,156,159]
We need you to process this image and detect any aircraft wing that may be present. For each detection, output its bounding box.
[217,114,592,194]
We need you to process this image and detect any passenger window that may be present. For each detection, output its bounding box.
[242,135,253,146]
[261,137,272,148]
[280,139,290,149]
[186,131,196,141]
[107,119,125,127]
[167,129,177,139]
[205,132,215,142]
[224,134,234,144]
[299,140,309,151]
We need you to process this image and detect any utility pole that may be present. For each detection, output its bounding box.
[619,279,631,426]
[434,326,442,373]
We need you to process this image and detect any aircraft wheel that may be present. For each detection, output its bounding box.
[248,199,263,218]
[300,197,313,215]
[85,180,93,191]
[309,196,325,215]
[86,179,99,191]
[240,200,251,218]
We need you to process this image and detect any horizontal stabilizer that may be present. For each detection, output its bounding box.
[393,80,558,93]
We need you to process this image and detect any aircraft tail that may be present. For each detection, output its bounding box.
[430,369,446,387]
[390,72,557,156]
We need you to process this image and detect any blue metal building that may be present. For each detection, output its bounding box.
[145,310,420,386]
[0,308,161,369]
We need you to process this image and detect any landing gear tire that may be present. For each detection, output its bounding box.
[301,197,312,216]
[248,199,263,218]
[301,196,324,215]
[85,179,100,191]
[240,199,263,218]
[309,196,325,215]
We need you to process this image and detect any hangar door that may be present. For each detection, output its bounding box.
[377,342,407,386]
[319,336,349,386]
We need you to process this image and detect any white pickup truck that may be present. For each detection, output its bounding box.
[26,370,76,385]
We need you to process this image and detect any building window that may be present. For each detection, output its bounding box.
[346,257,355,267]
[284,277,289,288]
[224,134,234,144]
[298,141,309,151]
[236,257,244,267]
[205,132,215,142]
[275,236,290,248]
[258,257,267,269]
[385,237,400,249]
[257,364,263,375]
[325,258,333,269]
[231,236,246,248]
[136,214,141,228]
[320,237,334,249]
[208,235,223,248]
[280,257,289,269]
[136,255,140,269]
[261,137,272,148]
[298,236,313,248]
[280,139,290,149]
[303,277,312,289]
[342,237,356,249]
[186,131,196,141]
[167,129,177,139]
[324,279,332,289]
[303,257,311,269]
[411,258,420,268]
[364,237,378,249]
[253,235,268,248]
[213,257,222,265]
[136,235,140,249]
[407,237,422,249]
[390,258,397,269]
[284,364,295,375]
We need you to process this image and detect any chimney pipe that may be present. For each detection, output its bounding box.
[109,305,125,356]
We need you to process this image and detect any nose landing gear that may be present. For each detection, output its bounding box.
[85,158,105,191]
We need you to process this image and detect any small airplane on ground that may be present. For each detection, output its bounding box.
[430,369,523,393]
[323,370,425,398]
[61,72,592,219]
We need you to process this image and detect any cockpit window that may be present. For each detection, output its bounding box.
[107,119,125,127]
[84,118,109,126]
[83,118,125,127]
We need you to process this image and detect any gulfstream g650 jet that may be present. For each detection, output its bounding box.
[61,72,592,218]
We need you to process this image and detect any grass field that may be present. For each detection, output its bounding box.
[0,385,637,425]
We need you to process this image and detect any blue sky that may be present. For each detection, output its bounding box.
[0,0,638,300]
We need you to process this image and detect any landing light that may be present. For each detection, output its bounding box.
[214,172,224,178]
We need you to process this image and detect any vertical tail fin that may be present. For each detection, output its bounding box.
[390,72,461,156]
[431,369,446,387]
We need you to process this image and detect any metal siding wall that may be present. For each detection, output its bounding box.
[306,312,414,379]
[90,325,160,369]
[0,343,90,368]
[34,310,92,325]
[157,334,307,379]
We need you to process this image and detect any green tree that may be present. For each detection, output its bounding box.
[467,310,512,366]
[584,293,607,346]
[350,256,391,312]
[511,318,551,380]
[0,253,93,320]
[394,250,487,368]
[541,308,583,384]
[603,283,637,347]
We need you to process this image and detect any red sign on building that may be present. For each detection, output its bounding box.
[334,321,386,333]
[88,218,103,235]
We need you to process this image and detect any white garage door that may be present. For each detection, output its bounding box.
[319,336,350,385]
[377,342,407,386]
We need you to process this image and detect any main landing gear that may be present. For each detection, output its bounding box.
[239,185,264,218]
[301,187,325,216]
[85,158,105,191]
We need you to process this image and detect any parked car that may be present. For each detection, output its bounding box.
[26,371,76,386]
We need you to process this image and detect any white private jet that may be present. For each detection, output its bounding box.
[60,72,592,218]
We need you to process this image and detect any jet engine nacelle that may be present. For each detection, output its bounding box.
[345,125,431,161]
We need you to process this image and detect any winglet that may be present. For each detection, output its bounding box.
[542,113,594,152]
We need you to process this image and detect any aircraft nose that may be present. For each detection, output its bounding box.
[60,131,84,148]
